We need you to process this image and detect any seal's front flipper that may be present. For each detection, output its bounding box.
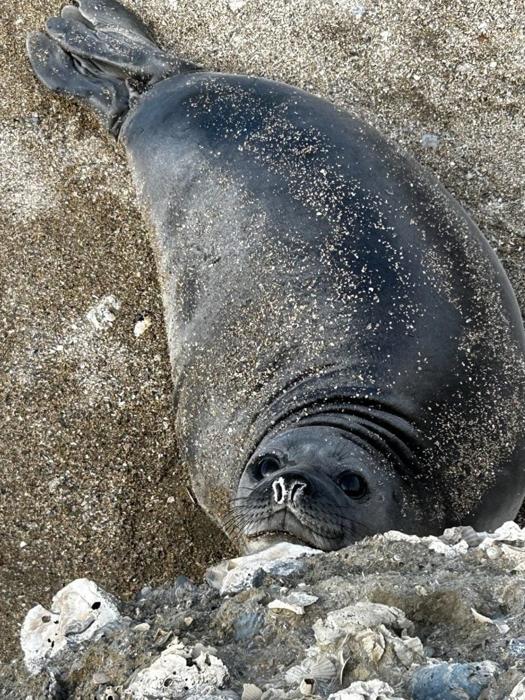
[27,31,129,134]
[27,0,195,137]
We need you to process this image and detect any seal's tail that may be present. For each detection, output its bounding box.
[27,0,196,136]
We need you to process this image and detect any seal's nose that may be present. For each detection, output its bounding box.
[272,475,309,505]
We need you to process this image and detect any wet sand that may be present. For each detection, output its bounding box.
[1,0,524,660]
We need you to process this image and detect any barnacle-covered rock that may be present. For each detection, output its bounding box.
[122,638,229,699]
[21,578,122,675]
[327,679,405,699]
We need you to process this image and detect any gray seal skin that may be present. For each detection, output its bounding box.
[28,0,525,552]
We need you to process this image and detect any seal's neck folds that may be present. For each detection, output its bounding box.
[295,409,421,477]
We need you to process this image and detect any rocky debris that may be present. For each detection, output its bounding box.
[4,522,525,698]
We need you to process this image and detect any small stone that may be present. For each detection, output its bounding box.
[86,295,121,330]
[350,4,366,19]
[93,672,111,685]
[242,683,263,700]
[133,622,151,632]
[229,0,247,11]
[421,133,440,149]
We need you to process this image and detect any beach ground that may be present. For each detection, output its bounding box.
[0,0,523,660]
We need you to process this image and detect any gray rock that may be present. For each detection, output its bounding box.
[409,661,500,700]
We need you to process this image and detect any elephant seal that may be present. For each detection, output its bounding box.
[27,0,525,552]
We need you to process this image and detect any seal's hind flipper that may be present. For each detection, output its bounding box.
[75,0,157,44]
[27,31,130,134]
[27,0,194,137]
[45,16,175,83]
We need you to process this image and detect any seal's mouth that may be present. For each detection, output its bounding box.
[242,507,345,552]
[246,529,312,547]
[244,530,313,553]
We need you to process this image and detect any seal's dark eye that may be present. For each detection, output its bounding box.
[256,455,281,479]
[338,472,367,499]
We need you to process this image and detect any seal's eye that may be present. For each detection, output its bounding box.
[338,472,367,499]
[255,455,281,479]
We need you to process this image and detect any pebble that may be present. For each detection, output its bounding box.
[93,672,111,685]
[242,683,263,700]
[420,133,440,149]
[133,622,151,632]
[85,295,121,330]
[228,0,247,11]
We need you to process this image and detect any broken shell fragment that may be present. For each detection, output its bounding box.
[268,591,319,615]
[299,678,316,696]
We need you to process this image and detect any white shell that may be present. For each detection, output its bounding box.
[242,683,263,700]
[458,526,484,547]
[471,607,510,634]
[509,679,525,699]
[285,655,336,685]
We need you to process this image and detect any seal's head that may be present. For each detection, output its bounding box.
[234,425,424,552]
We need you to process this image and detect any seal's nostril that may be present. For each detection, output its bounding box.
[272,476,308,505]
[289,479,307,502]
[272,476,286,504]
